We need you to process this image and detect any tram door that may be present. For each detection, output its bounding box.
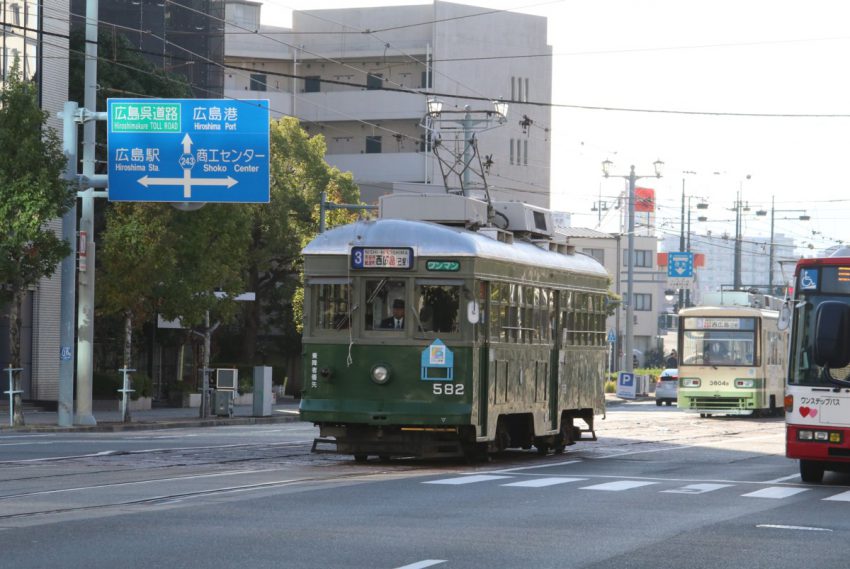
[477,281,489,438]
[549,289,562,432]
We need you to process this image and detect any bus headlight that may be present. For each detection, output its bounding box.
[735,379,755,388]
[371,365,390,385]
[682,378,701,388]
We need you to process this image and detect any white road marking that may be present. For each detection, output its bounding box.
[581,480,658,491]
[762,473,801,484]
[662,483,733,495]
[393,560,446,569]
[501,477,587,488]
[757,524,833,532]
[823,490,850,502]
[423,475,511,485]
[488,459,581,474]
[743,486,809,499]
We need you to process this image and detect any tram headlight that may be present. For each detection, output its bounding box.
[735,379,755,389]
[371,365,390,385]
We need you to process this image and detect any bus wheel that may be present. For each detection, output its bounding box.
[699,413,706,418]
[800,460,825,484]
[354,453,368,463]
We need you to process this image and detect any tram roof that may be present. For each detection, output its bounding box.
[303,219,608,277]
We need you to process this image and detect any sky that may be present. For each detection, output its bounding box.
[255,0,850,254]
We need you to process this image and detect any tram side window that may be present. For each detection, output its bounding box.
[365,279,407,331]
[315,283,351,331]
[416,284,460,333]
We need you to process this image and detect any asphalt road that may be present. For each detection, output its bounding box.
[2,402,849,569]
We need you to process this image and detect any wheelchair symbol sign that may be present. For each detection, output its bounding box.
[800,268,818,290]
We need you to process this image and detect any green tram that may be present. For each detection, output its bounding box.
[299,207,610,460]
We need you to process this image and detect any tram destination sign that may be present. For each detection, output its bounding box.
[351,247,413,269]
[107,98,270,203]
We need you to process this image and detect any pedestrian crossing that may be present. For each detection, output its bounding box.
[422,474,850,502]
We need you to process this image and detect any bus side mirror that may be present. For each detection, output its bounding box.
[813,301,850,368]
[777,304,791,331]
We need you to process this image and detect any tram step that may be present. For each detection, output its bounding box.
[311,437,339,453]
[578,428,597,442]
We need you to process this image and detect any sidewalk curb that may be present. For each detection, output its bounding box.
[0,413,302,433]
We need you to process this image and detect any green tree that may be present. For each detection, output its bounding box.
[0,61,75,425]
[237,118,360,365]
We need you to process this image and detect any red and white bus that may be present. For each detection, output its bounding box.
[785,253,850,482]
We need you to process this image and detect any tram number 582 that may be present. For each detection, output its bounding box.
[433,383,464,396]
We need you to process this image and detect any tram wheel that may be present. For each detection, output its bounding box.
[800,460,825,484]
[354,453,368,463]
[656,400,662,407]
[378,455,391,463]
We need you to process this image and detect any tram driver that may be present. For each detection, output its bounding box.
[381,299,406,329]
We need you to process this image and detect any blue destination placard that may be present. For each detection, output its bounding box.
[351,247,414,270]
[107,98,270,203]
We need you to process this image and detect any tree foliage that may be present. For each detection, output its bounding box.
[235,117,360,364]
[0,60,75,424]
[100,203,253,329]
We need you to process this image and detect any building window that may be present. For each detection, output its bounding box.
[421,70,432,89]
[366,73,383,90]
[511,76,515,100]
[516,140,522,165]
[366,136,382,154]
[304,75,321,93]
[509,139,514,164]
[249,73,267,91]
[623,249,653,268]
[582,248,605,264]
[524,78,529,102]
[523,140,528,165]
[633,293,652,311]
[517,78,523,102]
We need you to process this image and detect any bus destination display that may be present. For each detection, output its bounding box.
[351,247,414,269]
[818,266,850,295]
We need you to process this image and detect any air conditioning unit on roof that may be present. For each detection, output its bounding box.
[491,201,553,238]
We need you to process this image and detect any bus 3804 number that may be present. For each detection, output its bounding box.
[433,383,464,396]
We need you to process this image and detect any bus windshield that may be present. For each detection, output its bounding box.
[681,317,756,366]
[788,293,850,386]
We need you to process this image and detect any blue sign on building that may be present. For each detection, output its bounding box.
[667,252,694,278]
[107,99,270,203]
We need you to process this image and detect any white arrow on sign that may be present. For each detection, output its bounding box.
[138,170,239,198]
[182,133,192,154]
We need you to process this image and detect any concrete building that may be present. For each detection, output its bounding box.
[1,0,69,401]
[224,0,552,205]
[661,231,797,304]
[560,228,667,369]
[71,0,225,98]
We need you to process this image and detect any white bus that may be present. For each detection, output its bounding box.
[677,300,787,417]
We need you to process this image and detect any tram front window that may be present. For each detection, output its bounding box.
[416,284,460,334]
[365,279,407,331]
[681,317,756,366]
[314,283,351,331]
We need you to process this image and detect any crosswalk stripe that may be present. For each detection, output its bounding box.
[580,480,658,492]
[662,483,733,495]
[423,475,511,485]
[823,490,850,502]
[742,486,809,499]
[502,477,587,488]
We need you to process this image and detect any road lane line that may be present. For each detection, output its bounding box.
[393,560,446,569]
[757,524,832,532]
[581,480,658,491]
[662,483,733,494]
[502,477,587,488]
[823,490,850,502]
[762,473,801,484]
[742,486,809,499]
[423,475,511,485]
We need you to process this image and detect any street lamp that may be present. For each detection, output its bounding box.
[602,159,664,373]
[755,195,810,293]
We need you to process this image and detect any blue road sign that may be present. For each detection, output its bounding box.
[667,252,694,278]
[107,99,270,203]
